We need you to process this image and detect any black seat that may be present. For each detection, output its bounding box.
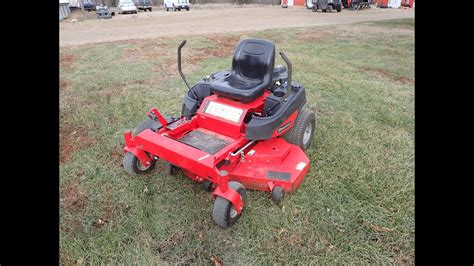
[210,39,275,103]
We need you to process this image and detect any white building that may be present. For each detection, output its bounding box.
[59,0,71,20]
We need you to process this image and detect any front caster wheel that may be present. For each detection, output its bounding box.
[123,152,155,176]
[212,182,247,228]
[271,186,285,204]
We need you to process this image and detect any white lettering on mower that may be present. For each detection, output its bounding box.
[296,162,307,171]
[204,101,243,123]
[198,154,210,161]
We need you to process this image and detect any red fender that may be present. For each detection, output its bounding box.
[123,131,153,166]
[213,185,244,215]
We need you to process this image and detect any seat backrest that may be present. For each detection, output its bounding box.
[232,39,275,84]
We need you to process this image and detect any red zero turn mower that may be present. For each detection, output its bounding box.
[122,38,316,228]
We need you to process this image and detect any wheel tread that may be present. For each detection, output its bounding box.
[282,107,315,150]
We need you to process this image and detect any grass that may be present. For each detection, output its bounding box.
[60,18,414,264]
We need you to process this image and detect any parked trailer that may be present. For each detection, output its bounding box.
[342,0,374,9]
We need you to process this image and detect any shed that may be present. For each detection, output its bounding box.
[59,0,71,20]
[401,0,414,8]
[281,0,306,7]
[387,0,401,8]
[69,0,81,8]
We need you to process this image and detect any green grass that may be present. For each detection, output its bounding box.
[60,18,414,264]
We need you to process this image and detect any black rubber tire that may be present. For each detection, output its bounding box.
[123,152,155,176]
[132,118,159,137]
[178,8,181,11]
[164,162,178,175]
[282,107,316,151]
[149,8,152,11]
[326,5,332,12]
[202,180,213,192]
[271,186,285,204]
[336,5,341,12]
[342,0,348,8]
[212,182,247,228]
[311,6,317,12]
[166,7,169,11]
[186,7,189,11]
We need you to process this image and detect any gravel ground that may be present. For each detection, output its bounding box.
[60,5,414,47]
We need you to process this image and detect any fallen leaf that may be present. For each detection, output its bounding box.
[371,224,392,233]
[210,255,222,266]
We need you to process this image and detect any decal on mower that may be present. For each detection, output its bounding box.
[277,121,292,133]
[203,101,244,123]
[296,162,307,171]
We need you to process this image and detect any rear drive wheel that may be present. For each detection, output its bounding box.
[123,152,156,176]
[133,118,161,137]
[282,107,316,151]
[212,181,247,228]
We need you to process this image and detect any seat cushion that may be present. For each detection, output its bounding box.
[210,38,275,103]
[210,73,264,103]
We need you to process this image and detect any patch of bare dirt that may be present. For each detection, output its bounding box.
[202,35,242,57]
[156,230,186,253]
[60,123,96,163]
[60,175,88,235]
[362,67,413,85]
[392,254,414,265]
[395,76,413,84]
[60,79,69,90]
[295,28,328,42]
[60,54,77,70]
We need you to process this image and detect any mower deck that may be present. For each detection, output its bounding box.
[228,138,309,192]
